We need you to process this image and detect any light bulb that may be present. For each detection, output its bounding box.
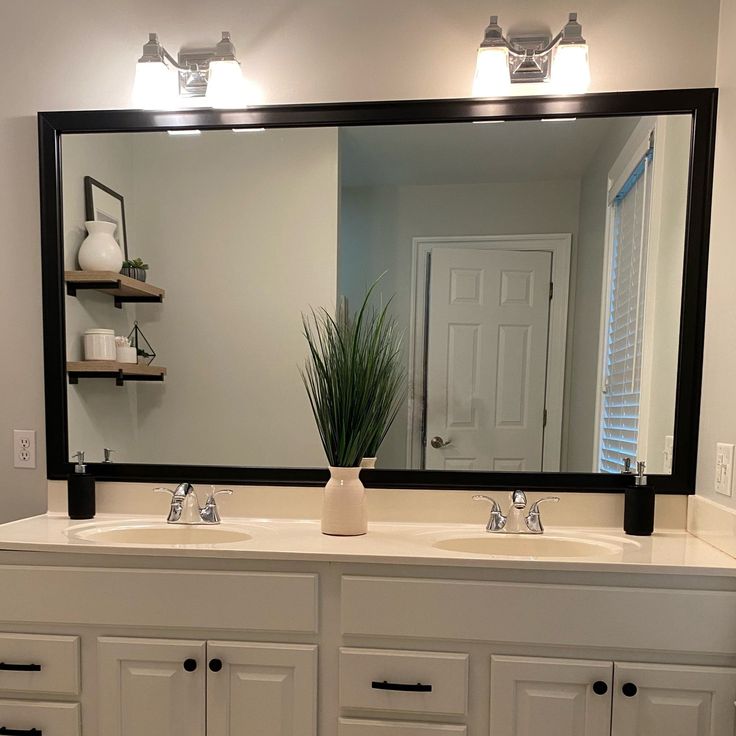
[132,61,178,109]
[551,43,590,93]
[206,59,249,108]
[472,46,510,97]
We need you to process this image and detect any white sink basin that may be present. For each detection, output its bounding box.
[68,521,253,547]
[433,534,623,559]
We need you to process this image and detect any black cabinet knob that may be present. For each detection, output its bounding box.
[622,682,638,697]
[592,680,608,695]
[183,658,197,672]
[209,658,223,672]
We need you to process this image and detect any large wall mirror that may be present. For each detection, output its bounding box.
[39,90,717,492]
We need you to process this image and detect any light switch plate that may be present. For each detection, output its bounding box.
[715,442,735,496]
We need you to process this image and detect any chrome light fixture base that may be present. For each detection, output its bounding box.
[507,34,552,83]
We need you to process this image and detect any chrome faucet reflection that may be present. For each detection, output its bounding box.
[473,490,559,534]
[154,483,233,525]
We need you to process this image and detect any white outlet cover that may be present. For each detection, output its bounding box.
[715,442,735,496]
[13,429,36,469]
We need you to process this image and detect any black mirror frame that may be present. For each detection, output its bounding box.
[38,88,718,493]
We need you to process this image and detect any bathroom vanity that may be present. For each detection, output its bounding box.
[0,510,733,736]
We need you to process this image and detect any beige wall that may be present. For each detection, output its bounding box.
[697,0,736,507]
[0,0,721,520]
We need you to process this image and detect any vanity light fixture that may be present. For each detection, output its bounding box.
[133,31,251,109]
[472,12,590,96]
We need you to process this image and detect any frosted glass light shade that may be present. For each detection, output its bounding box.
[132,61,178,109]
[472,46,510,97]
[206,59,249,108]
[551,43,591,93]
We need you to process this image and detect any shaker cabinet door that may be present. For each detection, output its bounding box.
[206,641,317,736]
[490,655,613,736]
[611,662,736,736]
[97,637,206,736]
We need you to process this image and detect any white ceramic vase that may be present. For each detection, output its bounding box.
[321,466,368,536]
[360,457,377,469]
[78,221,123,272]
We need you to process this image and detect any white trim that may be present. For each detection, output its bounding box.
[406,234,572,471]
[594,118,661,471]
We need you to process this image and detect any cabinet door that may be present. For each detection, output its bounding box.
[612,662,736,736]
[207,641,317,736]
[97,637,206,736]
[490,655,613,736]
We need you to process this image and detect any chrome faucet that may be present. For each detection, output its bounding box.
[154,483,233,525]
[473,490,559,534]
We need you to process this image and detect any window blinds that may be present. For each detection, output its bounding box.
[599,145,654,474]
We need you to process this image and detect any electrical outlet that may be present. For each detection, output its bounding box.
[13,429,36,469]
[663,435,674,474]
[715,442,735,496]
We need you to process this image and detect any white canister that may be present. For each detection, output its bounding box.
[83,329,116,361]
[116,345,138,364]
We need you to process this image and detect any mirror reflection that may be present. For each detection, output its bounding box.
[61,113,691,474]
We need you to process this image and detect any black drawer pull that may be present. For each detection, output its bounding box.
[592,680,608,695]
[0,663,41,672]
[371,680,433,693]
[0,728,42,735]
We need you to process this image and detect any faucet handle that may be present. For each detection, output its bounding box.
[472,494,501,512]
[153,487,175,498]
[205,488,233,504]
[525,497,560,534]
[473,494,506,532]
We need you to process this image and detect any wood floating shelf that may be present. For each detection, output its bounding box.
[65,271,165,309]
[67,361,167,387]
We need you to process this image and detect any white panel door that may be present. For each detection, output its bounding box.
[490,655,613,736]
[611,663,736,736]
[207,641,317,736]
[97,637,206,736]
[426,248,552,471]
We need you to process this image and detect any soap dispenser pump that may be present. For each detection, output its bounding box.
[68,451,96,520]
[623,460,654,536]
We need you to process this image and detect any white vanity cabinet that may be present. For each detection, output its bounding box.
[97,637,317,736]
[490,655,736,736]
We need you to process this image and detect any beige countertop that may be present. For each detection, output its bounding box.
[0,512,734,576]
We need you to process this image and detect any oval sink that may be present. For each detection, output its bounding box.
[433,535,622,559]
[69,522,251,547]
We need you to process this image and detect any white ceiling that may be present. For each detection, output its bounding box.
[339,117,636,187]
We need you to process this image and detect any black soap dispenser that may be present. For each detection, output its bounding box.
[68,451,96,520]
[623,460,654,536]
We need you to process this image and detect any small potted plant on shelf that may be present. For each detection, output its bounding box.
[121,257,149,282]
[301,279,405,536]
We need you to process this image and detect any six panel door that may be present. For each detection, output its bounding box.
[206,641,318,736]
[97,637,206,736]
[611,662,736,736]
[490,655,613,736]
[425,247,552,472]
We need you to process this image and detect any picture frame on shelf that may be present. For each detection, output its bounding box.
[84,176,129,259]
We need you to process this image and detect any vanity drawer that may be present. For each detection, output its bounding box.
[338,719,467,736]
[0,634,80,696]
[339,648,468,716]
[341,576,736,654]
[0,567,318,633]
[0,700,80,736]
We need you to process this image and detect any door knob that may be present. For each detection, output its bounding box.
[209,658,223,672]
[622,682,638,697]
[183,658,197,672]
[430,436,452,449]
[592,680,608,695]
